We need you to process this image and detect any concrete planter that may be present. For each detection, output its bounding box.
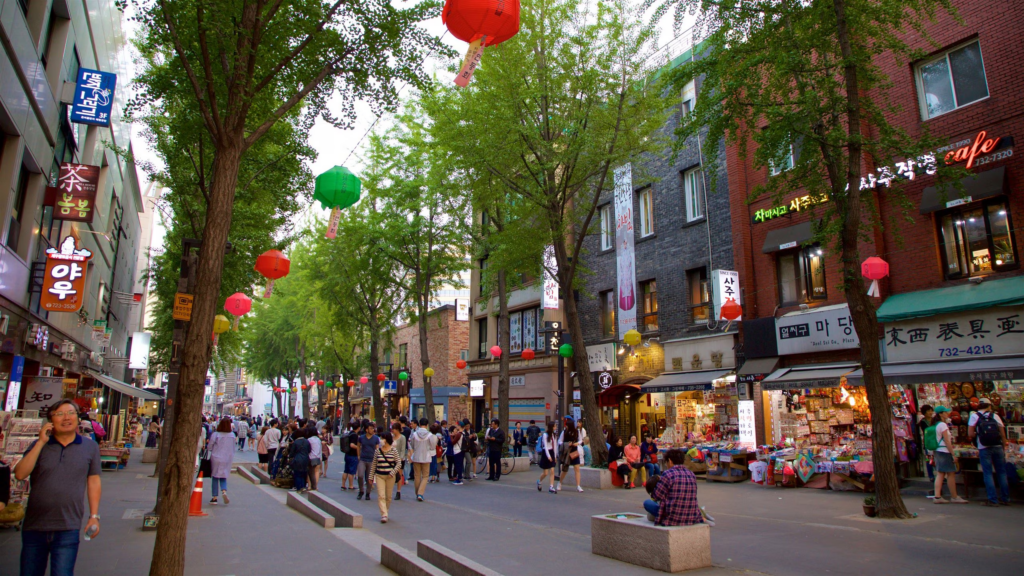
[500,456,531,473]
[591,513,711,573]
[578,467,612,490]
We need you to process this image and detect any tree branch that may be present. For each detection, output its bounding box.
[156,0,222,140]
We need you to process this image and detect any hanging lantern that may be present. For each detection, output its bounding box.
[360,376,369,384]
[212,314,230,347]
[456,359,467,370]
[490,345,502,358]
[720,298,742,321]
[290,387,297,394]
[224,292,253,330]
[861,256,889,298]
[443,0,521,87]
[424,367,435,378]
[318,379,324,386]
[521,348,535,360]
[301,384,308,391]
[348,380,356,387]
[623,329,642,347]
[254,249,291,298]
[377,373,386,381]
[558,343,573,358]
[399,371,409,381]
[326,381,334,388]
[314,166,362,238]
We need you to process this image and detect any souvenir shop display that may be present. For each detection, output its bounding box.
[1,411,39,527]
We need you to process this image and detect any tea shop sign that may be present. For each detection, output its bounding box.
[752,194,828,224]
[50,163,100,223]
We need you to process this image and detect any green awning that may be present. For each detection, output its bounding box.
[876,276,1024,323]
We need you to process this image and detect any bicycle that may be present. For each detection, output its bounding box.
[475,445,516,476]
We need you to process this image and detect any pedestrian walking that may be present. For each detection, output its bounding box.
[264,419,282,467]
[512,422,525,458]
[526,420,541,463]
[450,424,465,485]
[146,417,160,448]
[356,422,380,501]
[341,420,360,492]
[968,398,1011,506]
[256,426,271,472]
[429,423,443,482]
[462,421,478,480]
[408,418,437,501]
[308,428,322,491]
[208,418,237,504]
[247,420,257,451]
[578,419,591,467]
[390,423,407,500]
[290,428,312,492]
[234,418,249,451]
[537,421,557,493]
[369,432,401,524]
[485,419,506,481]
[320,426,333,477]
[929,407,967,504]
[14,399,102,576]
[557,417,583,492]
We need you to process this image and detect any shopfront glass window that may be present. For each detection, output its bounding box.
[777,244,827,307]
[938,198,1017,279]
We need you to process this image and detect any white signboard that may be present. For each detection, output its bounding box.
[5,380,22,412]
[884,306,1024,362]
[455,298,470,321]
[711,269,742,321]
[614,163,637,335]
[129,332,152,370]
[24,377,64,415]
[587,343,615,372]
[469,379,485,397]
[738,400,756,449]
[541,246,559,310]
[776,304,859,355]
[510,376,525,387]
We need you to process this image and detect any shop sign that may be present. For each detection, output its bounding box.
[4,356,25,411]
[597,371,614,389]
[613,163,638,333]
[510,375,525,387]
[129,332,152,370]
[24,376,64,415]
[711,270,741,321]
[776,305,859,355]
[541,245,559,310]
[40,237,93,312]
[752,194,828,223]
[31,325,49,350]
[70,68,116,126]
[469,379,485,397]
[172,293,194,321]
[587,343,616,372]
[738,400,756,449]
[455,298,470,321]
[937,130,1012,170]
[883,306,1024,362]
[60,341,77,361]
[544,321,563,354]
[54,163,100,222]
[571,406,581,421]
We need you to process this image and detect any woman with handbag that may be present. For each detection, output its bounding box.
[369,432,401,523]
[557,416,583,493]
[537,422,558,494]
[256,426,270,472]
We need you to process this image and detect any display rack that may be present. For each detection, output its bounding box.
[1,410,40,530]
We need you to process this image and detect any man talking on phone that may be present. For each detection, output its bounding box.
[14,398,102,576]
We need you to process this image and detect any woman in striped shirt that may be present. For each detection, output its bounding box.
[369,432,401,523]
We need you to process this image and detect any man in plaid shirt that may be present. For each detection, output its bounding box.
[645,449,703,526]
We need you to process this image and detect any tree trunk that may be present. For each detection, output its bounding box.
[417,287,436,420]
[832,0,909,519]
[370,336,384,429]
[149,141,243,576]
[497,269,510,431]
[274,384,283,420]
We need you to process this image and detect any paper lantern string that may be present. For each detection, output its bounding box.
[867,279,881,298]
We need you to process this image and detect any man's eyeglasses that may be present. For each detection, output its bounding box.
[52,410,78,419]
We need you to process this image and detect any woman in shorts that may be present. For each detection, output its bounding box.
[931,406,967,504]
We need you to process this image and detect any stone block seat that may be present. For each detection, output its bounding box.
[591,513,711,573]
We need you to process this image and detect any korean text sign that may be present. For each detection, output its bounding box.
[55,163,100,223]
[70,68,116,126]
[883,306,1024,362]
[776,304,859,355]
[613,163,637,334]
[40,236,93,312]
[711,269,742,321]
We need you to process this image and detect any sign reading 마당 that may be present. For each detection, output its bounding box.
[776,304,859,355]
[70,68,117,126]
[55,163,100,223]
[40,237,93,312]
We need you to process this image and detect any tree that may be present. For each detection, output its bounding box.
[654,0,961,518]
[427,0,670,465]
[130,0,447,568]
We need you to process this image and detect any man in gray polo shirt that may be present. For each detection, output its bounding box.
[14,398,102,576]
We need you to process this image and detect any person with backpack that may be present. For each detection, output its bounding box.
[968,398,1010,506]
[928,407,967,504]
[526,420,542,463]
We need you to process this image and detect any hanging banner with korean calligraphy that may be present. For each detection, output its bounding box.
[614,163,637,334]
[40,236,93,312]
[711,269,742,321]
[70,68,117,127]
[776,304,859,355]
[883,306,1024,362]
[53,163,99,223]
[541,245,559,310]
[23,376,64,416]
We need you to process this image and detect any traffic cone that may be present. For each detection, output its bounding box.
[189,471,208,517]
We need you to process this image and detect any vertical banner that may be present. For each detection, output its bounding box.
[41,237,93,312]
[55,163,100,222]
[614,164,637,335]
[541,245,559,309]
[711,269,742,321]
[4,356,25,411]
[738,400,756,449]
[129,332,152,370]
[455,298,470,321]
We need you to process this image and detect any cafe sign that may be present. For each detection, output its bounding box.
[40,237,93,313]
[883,306,1024,362]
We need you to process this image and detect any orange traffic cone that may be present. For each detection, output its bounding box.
[189,471,208,517]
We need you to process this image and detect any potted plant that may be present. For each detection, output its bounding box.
[863,496,877,517]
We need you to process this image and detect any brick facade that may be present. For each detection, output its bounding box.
[391,305,471,390]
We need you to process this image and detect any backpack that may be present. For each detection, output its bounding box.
[924,424,939,452]
[975,412,1002,447]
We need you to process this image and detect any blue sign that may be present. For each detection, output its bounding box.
[70,68,116,126]
[383,380,398,394]
[11,355,25,382]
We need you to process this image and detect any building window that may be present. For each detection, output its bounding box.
[682,167,704,222]
[523,308,537,352]
[938,198,1017,279]
[599,204,613,250]
[477,317,488,359]
[916,40,988,120]
[600,290,616,339]
[460,349,469,361]
[398,343,408,369]
[640,280,658,332]
[681,79,696,117]
[5,168,30,251]
[777,244,827,307]
[510,311,523,353]
[687,268,709,325]
[638,188,654,237]
[769,144,794,176]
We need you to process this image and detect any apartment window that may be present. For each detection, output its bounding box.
[638,188,654,237]
[599,204,614,250]
[460,349,469,361]
[916,40,988,120]
[510,311,523,353]
[681,79,696,117]
[682,168,704,222]
[600,290,616,339]
[777,244,827,307]
[398,344,408,369]
[477,317,489,359]
[769,144,795,176]
[938,198,1017,279]
[640,280,658,332]
[687,268,709,325]
[6,168,30,251]
[383,350,392,365]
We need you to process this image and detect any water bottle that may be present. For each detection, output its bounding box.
[83,524,99,541]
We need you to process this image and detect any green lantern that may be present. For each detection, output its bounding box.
[558,343,574,358]
[326,381,334,388]
[398,371,409,381]
[314,166,362,239]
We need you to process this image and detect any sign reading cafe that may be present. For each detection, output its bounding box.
[883,307,1024,362]
[70,68,117,127]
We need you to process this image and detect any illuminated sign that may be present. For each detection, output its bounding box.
[40,237,93,312]
[752,194,828,223]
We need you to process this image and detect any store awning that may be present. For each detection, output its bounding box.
[762,221,814,253]
[760,363,859,391]
[640,369,732,393]
[737,357,779,382]
[87,370,163,401]
[875,275,1024,323]
[845,355,1024,386]
[919,166,1005,214]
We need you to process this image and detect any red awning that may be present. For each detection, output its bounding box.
[597,384,641,407]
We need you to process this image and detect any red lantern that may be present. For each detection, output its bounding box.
[377,373,386,381]
[443,0,521,86]
[301,384,308,390]
[224,292,253,330]
[456,359,467,370]
[347,380,355,387]
[360,376,369,384]
[254,249,291,298]
[861,256,889,298]
[490,345,502,358]
[318,379,324,386]
[521,348,535,360]
[720,298,742,321]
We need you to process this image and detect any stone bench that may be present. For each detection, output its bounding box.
[380,542,448,576]
[591,513,711,573]
[285,492,335,529]
[141,448,159,463]
[417,540,503,576]
[501,456,531,474]
[307,491,363,528]
[235,466,259,484]
[251,467,272,485]
[578,467,612,490]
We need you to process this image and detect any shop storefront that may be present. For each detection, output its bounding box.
[411,386,469,424]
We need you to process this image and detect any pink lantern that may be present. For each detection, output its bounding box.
[490,345,502,358]
[224,292,253,330]
[861,256,889,298]
[521,348,535,360]
[360,376,369,384]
